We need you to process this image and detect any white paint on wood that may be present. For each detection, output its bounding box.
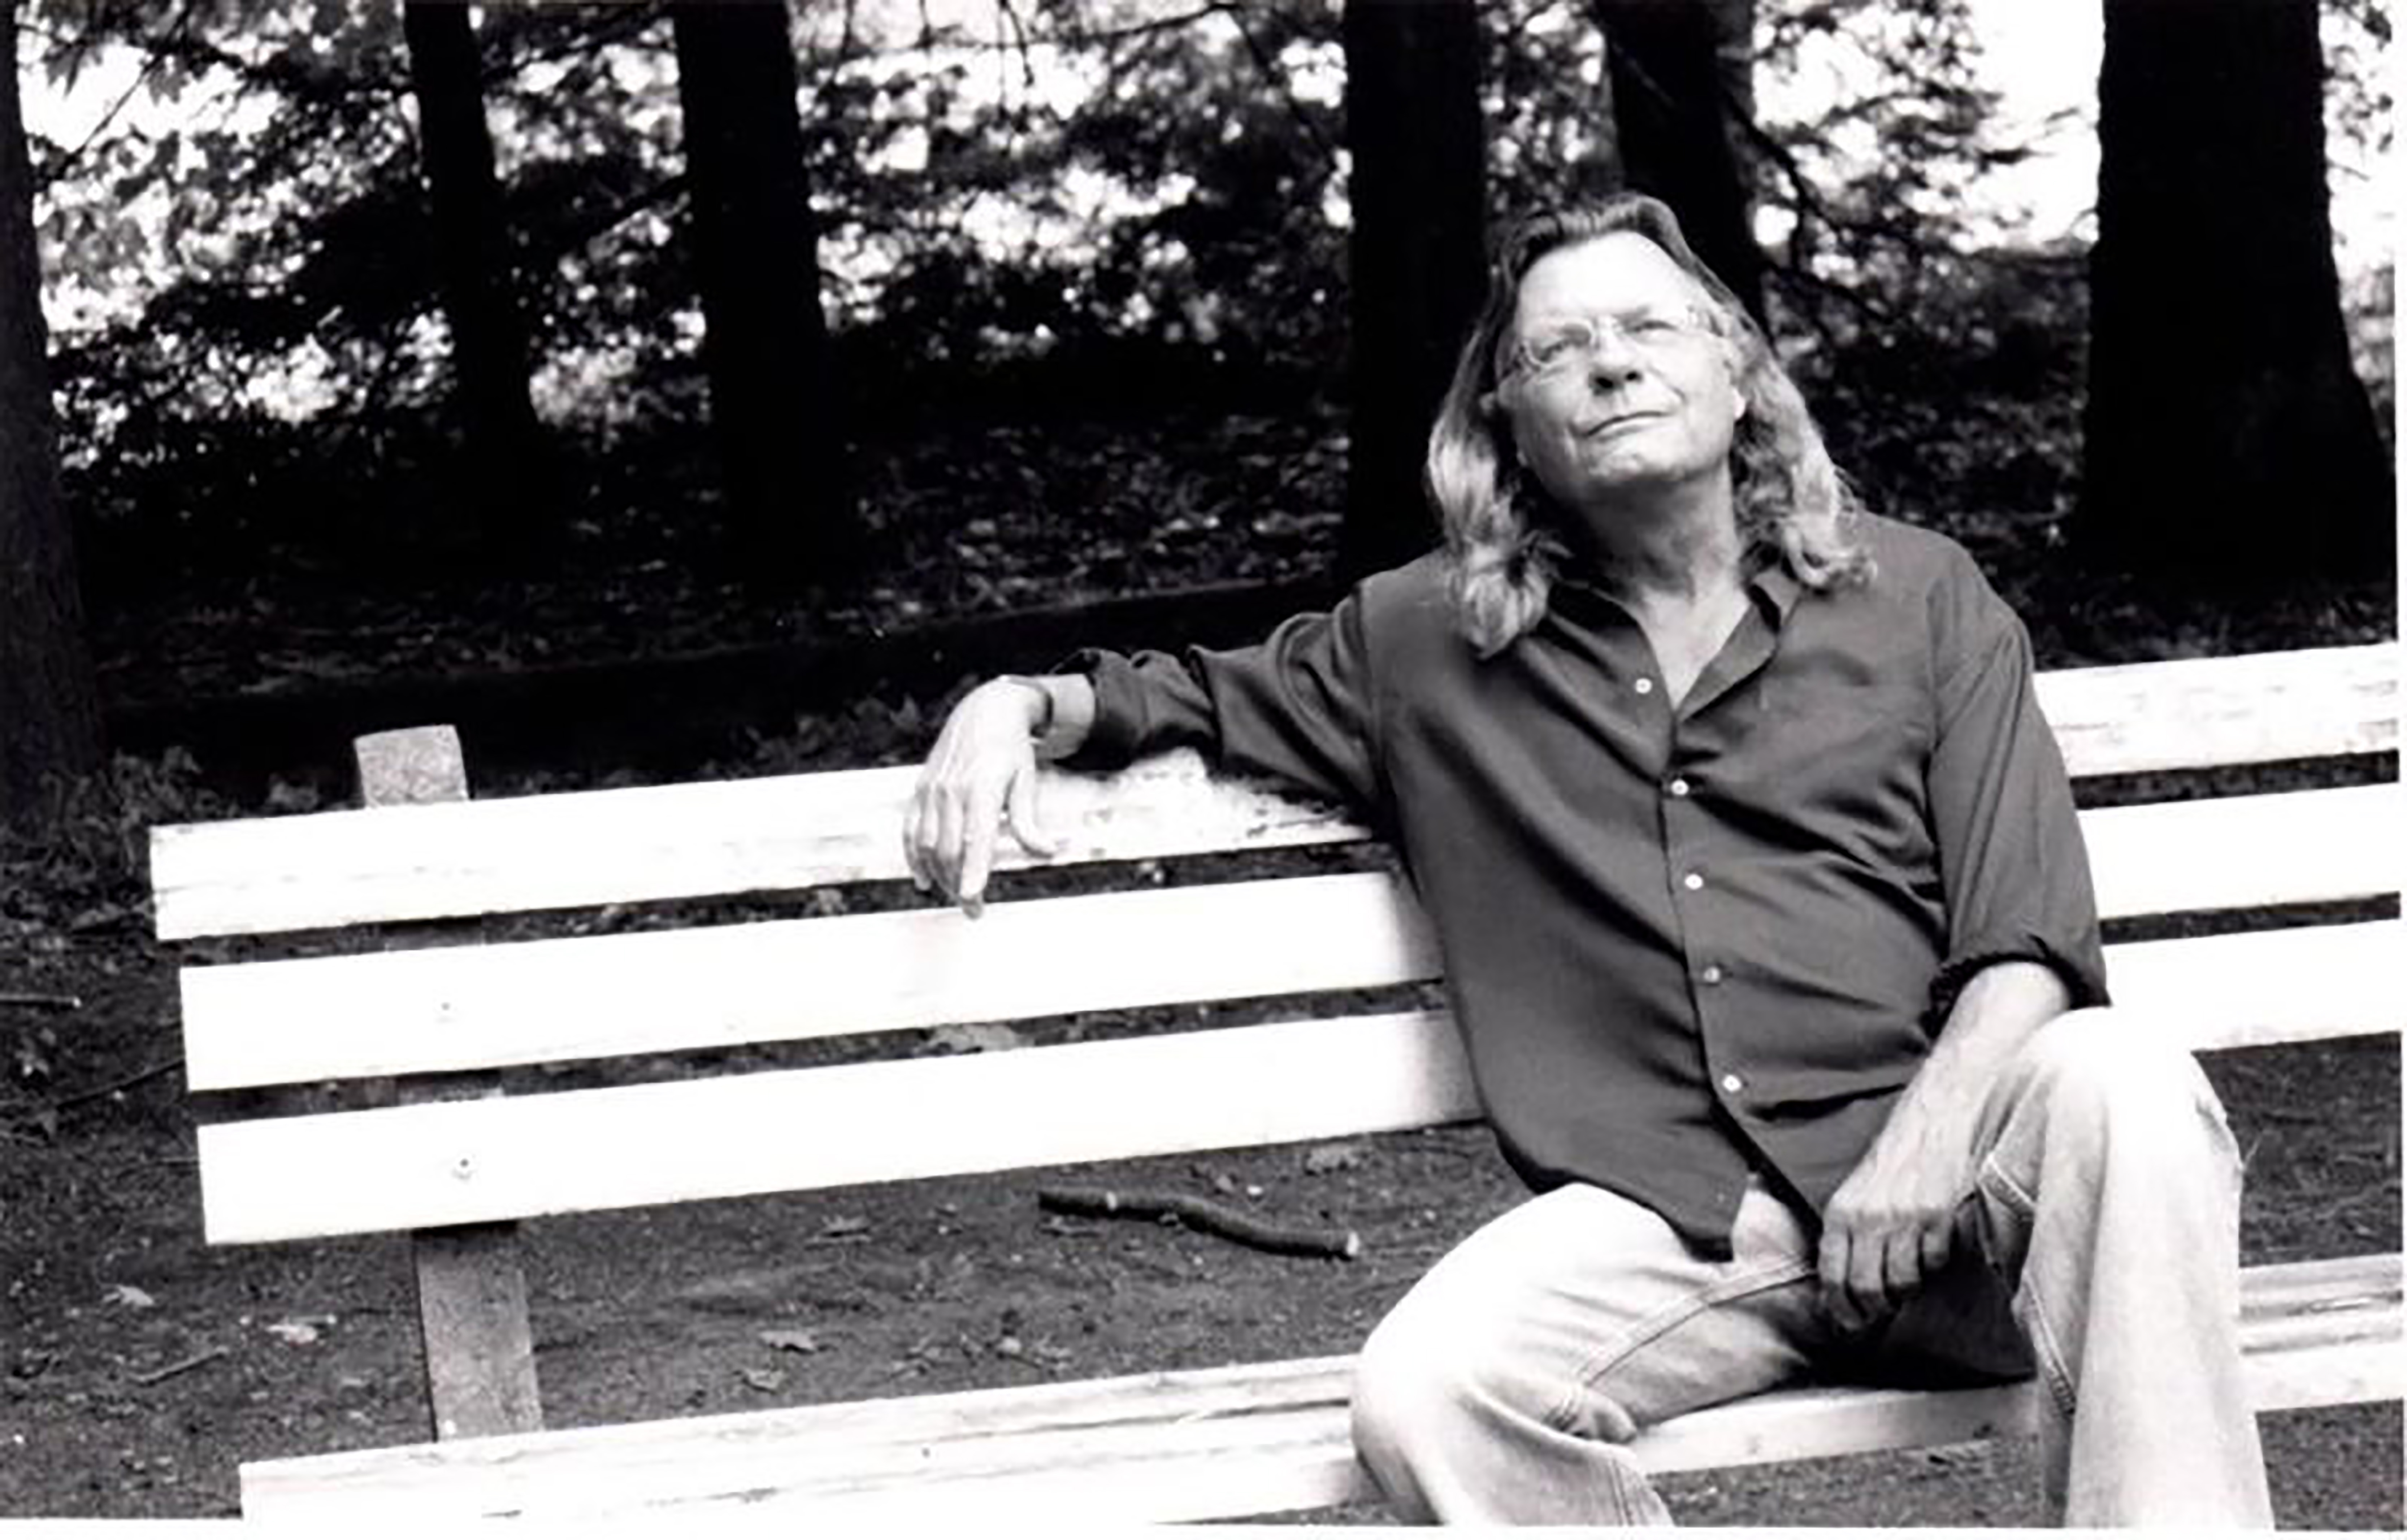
[149,751,1363,940]
[233,1253,2398,1521]
[151,645,2399,940]
[197,1010,1480,1244]
[2033,642,2396,777]
[179,872,1438,1091]
[192,909,2404,1238]
[176,772,2397,1091]
[2103,920,2404,1049]
[2079,783,2398,918]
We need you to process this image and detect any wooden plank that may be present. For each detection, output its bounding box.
[149,750,1366,940]
[180,871,1439,1091]
[191,905,2405,1240]
[2079,782,2398,918]
[2238,1252,2403,1319]
[151,645,2401,940]
[195,1011,1479,1243]
[352,728,547,1446]
[235,1254,2399,1520]
[2105,919,2406,1050]
[177,778,2398,1093]
[2034,642,2396,778]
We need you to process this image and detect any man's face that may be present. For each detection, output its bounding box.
[1496,232,1746,513]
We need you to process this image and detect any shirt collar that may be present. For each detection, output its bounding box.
[1547,542,1806,625]
[1745,549,1804,625]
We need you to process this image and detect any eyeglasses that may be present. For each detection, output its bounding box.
[1499,306,1721,383]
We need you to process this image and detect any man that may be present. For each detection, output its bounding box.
[902,195,2269,1526]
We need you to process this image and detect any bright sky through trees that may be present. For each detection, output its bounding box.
[15,3,2390,346]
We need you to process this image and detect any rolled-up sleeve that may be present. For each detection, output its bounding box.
[1923,570,2109,1027]
[1057,584,1387,816]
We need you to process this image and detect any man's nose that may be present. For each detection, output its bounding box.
[1583,335,1645,387]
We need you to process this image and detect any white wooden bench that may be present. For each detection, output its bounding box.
[148,640,2403,1522]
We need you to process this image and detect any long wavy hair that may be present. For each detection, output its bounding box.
[1426,195,1874,656]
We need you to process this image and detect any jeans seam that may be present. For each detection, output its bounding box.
[1544,1254,1821,1434]
[1978,1154,2078,1418]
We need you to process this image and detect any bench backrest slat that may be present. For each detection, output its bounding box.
[149,644,2398,941]
[194,915,2404,1244]
[196,1009,1477,1244]
[181,871,1441,1092]
[2035,642,2396,774]
[163,643,2404,1253]
[177,783,2399,1092]
[2109,918,2401,1050]
[149,755,1365,941]
[2079,782,2396,916]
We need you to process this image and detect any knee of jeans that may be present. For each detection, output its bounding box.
[1351,1292,1573,1465]
[2016,1007,2230,1140]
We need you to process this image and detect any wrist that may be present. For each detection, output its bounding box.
[1000,674,1055,736]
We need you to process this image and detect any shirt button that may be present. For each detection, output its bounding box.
[1667,777,1691,797]
[1632,676,1655,696]
[1682,871,1705,891]
[1720,1073,1745,1095]
[1700,963,1725,986]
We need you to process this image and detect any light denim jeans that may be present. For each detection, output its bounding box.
[1349,1008,2273,1526]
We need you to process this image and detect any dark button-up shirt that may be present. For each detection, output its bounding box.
[1066,514,2107,1256]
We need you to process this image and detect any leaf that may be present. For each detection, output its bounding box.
[104,1285,156,1310]
[741,1366,787,1393]
[758,1329,825,1355]
[926,1023,1029,1055]
[1301,1141,1367,1175]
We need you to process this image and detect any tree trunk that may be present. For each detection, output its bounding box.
[1593,0,1765,323]
[0,1,104,837]
[402,0,554,562]
[2078,0,2392,591]
[1342,0,1486,580]
[671,0,856,591]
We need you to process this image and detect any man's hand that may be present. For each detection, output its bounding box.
[903,678,1069,915]
[1816,1108,1976,1334]
[1816,959,2071,1332]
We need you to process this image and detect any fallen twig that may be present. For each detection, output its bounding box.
[131,1345,228,1387]
[0,992,82,1011]
[1037,1186,1361,1260]
[58,1058,184,1110]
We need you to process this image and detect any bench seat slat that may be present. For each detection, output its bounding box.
[181,785,2399,1093]
[195,920,2401,1241]
[149,644,2400,941]
[234,1253,2401,1521]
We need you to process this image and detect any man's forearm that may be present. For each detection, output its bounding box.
[1816,957,2076,1325]
[1887,959,2073,1161]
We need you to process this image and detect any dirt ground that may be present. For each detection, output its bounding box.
[0,913,2398,1524]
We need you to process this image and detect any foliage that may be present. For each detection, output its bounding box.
[9,0,2393,626]
[0,744,225,1139]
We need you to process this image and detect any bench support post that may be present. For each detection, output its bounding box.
[357,727,546,1441]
